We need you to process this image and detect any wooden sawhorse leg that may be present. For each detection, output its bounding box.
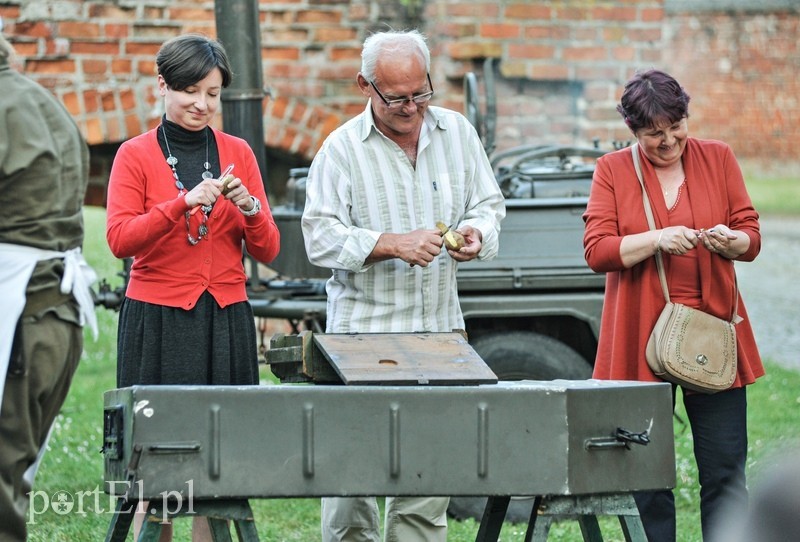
[476,493,646,542]
[104,497,137,542]
[105,498,259,542]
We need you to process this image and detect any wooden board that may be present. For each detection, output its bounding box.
[313,332,498,385]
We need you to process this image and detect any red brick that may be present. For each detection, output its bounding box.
[641,8,664,23]
[328,46,361,62]
[125,114,143,138]
[347,3,369,21]
[125,42,163,56]
[447,3,500,18]
[44,39,70,57]
[280,126,298,150]
[505,3,551,20]
[71,41,121,55]
[62,92,81,116]
[524,24,570,40]
[0,6,21,19]
[84,90,100,114]
[265,47,301,61]
[528,63,570,81]
[138,60,157,77]
[266,29,310,43]
[270,96,289,120]
[89,4,136,19]
[294,134,313,157]
[111,59,133,75]
[9,41,37,57]
[119,89,136,111]
[436,23,479,39]
[590,6,637,22]
[447,42,503,60]
[26,59,76,73]
[508,44,556,60]
[106,116,122,141]
[85,117,103,145]
[83,59,108,75]
[169,7,212,21]
[314,27,356,42]
[562,46,607,62]
[13,21,53,39]
[143,7,165,19]
[105,24,130,39]
[145,116,160,131]
[57,22,101,38]
[290,102,307,124]
[297,10,342,24]
[611,46,636,62]
[480,24,520,40]
[101,91,116,112]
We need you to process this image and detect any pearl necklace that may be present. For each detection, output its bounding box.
[162,124,213,245]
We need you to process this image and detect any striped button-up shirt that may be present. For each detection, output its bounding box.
[302,104,505,333]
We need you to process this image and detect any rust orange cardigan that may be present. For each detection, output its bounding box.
[106,127,280,310]
[583,138,764,387]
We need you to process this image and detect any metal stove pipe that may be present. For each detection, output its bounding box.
[214,0,269,193]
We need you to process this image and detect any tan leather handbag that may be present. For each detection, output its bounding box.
[631,144,738,394]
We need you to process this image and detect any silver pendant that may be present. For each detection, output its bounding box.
[198,224,208,237]
[202,170,213,180]
[166,155,178,166]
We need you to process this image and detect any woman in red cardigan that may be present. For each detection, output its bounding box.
[583,69,763,541]
[106,34,280,540]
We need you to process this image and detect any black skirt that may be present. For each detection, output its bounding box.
[116,291,259,387]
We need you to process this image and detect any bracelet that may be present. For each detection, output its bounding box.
[656,229,665,253]
[240,196,261,217]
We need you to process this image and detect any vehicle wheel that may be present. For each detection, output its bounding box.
[471,330,592,381]
[448,331,593,524]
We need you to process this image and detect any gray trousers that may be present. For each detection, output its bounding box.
[0,312,82,541]
[321,496,449,542]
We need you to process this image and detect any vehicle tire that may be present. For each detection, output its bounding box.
[471,330,592,381]
[447,331,593,524]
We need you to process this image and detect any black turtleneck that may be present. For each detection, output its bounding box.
[157,116,221,191]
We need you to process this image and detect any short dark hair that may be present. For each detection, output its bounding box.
[156,34,232,90]
[616,69,691,132]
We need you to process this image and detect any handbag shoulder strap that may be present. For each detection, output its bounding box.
[630,143,741,323]
[631,144,671,303]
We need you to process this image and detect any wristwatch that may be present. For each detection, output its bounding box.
[240,196,261,217]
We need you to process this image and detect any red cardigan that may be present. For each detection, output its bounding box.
[106,127,280,310]
[583,138,764,387]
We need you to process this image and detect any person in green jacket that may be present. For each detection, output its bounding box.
[0,32,95,541]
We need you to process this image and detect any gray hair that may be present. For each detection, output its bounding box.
[360,29,430,82]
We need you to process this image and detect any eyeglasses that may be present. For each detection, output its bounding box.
[370,73,434,110]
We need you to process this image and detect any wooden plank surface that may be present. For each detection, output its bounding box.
[313,332,498,385]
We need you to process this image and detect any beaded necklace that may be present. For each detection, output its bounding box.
[162,124,214,245]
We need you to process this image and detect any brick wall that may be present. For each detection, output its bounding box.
[2,0,797,195]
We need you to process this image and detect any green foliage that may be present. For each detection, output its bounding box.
[24,208,800,541]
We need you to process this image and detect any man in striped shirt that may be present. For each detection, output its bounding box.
[302,29,505,542]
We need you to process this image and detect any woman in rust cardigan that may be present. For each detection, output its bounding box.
[583,69,763,541]
[106,34,280,540]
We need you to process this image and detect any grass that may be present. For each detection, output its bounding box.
[26,172,800,541]
[741,162,800,217]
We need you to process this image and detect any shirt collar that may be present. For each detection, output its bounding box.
[359,100,448,142]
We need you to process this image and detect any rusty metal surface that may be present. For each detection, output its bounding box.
[313,332,498,385]
[103,380,675,500]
